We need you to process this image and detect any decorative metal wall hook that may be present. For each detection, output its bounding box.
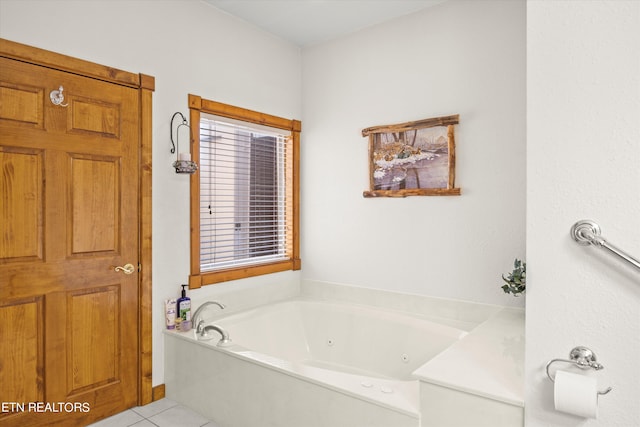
[170,112,189,154]
[545,346,612,395]
[49,86,68,107]
[170,111,197,174]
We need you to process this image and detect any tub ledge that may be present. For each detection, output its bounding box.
[412,307,524,426]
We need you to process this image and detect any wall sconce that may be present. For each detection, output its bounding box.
[170,112,198,174]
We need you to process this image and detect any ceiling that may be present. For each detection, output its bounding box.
[204,0,448,47]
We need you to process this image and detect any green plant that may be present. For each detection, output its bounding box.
[501,258,526,296]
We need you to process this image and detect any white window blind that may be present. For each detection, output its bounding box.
[199,114,292,271]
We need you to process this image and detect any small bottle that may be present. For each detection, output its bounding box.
[177,284,191,331]
[165,298,177,330]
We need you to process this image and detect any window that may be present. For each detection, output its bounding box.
[188,95,301,287]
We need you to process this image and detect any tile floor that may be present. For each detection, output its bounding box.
[86,398,219,427]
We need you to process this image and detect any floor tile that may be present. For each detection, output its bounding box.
[148,404,210,427]
[129,420,158,427]
[86,409,144,427]
[131,398,178,418]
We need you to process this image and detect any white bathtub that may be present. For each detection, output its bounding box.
[165,298,469,427]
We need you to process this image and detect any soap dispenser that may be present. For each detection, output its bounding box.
[177,284,191,331]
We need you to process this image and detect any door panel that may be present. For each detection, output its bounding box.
[68,286,119,394]
[68,97,121,138]
[0,83,44,128]
[0,148,43,261]
[70,155,119,255]
[0,55,140,426]
[0,297,44,409]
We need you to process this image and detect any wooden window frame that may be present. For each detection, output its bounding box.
[187,94,301,288]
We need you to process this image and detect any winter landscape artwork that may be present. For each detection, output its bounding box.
[362,114,460,197]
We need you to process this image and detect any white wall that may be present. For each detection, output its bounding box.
[301,0,526,306]
[0,0,302,386]
[526,1,640,426]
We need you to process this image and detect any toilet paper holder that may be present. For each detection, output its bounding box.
[546,346,612,395]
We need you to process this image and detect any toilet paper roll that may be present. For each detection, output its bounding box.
[554,370,599,419]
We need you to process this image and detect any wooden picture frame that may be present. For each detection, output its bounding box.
[362,114,460,197]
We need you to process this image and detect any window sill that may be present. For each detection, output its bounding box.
[189,258,301,288]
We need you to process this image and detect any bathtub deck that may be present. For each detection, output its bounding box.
[412,307,525,406]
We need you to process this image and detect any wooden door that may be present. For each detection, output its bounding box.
[1,54,141,426]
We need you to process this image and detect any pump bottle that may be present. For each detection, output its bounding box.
[177,284,191,331]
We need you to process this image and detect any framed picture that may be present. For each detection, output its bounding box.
[362,114,460,197]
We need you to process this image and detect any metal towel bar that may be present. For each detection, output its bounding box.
[570,220,640,270]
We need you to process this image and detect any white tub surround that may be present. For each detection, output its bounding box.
[414,308,525,426]
[301,280,502,331]
[188,272,300,318]
[165,285,524,427]
[165,332,418,427]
